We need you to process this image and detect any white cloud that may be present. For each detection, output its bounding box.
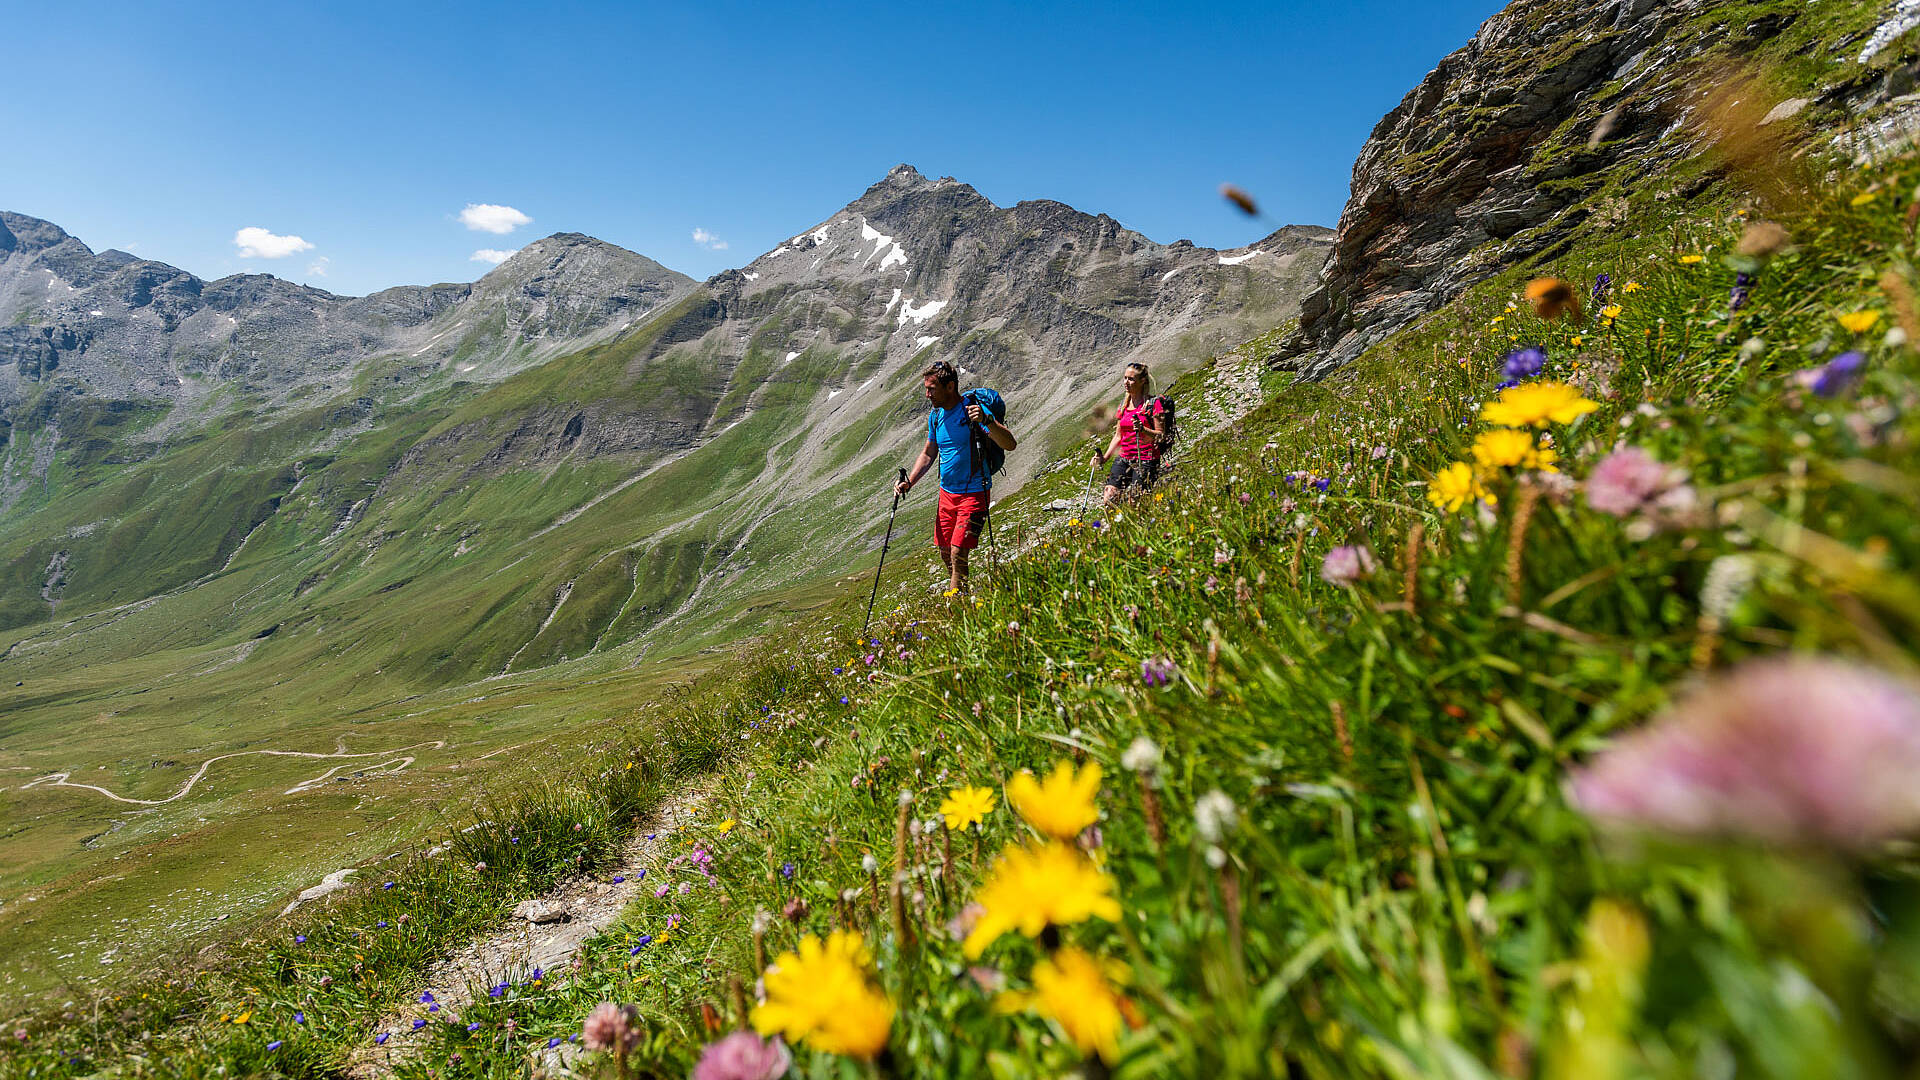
[307,256,330,277]
[692,227,728,250]
[460,203,532,234]
[233,226,314,259]
[470,248,518,265]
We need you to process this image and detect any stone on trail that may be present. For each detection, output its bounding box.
[512,898,569,924]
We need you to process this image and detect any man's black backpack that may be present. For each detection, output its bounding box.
[962,388,1007,479]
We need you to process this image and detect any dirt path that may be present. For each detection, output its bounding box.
[344,781,714,1078]
[15,736,447,805]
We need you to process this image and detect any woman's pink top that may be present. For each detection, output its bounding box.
[1116,397,1165,461]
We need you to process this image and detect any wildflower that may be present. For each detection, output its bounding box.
[1007,760,1103,839]
[1729,271,1752,313]
[374,1033,389,1045]
[1213,544,1234,565]
[413,1019,427,1030]
[1427,462,1490,513]
[1736,221,1791,258]
[1141,656,1177,686]
[1121,737,1163,774]
[1481,381,1599,428]
[293,1012,305,1024]
[1320,545,1378,586]
[1471,428,1558,472]
[939,785,998,831]
[751,931,894,1058]
[420,992,436,1004]
[1700,555,1756,621]
[383,881,394,890]
[1852,190,1879,207]
[1585,446,1700,532]
[780,861,795,879]
[1569,334,1585,346]
[1621,280,1641,293]
[1194,790,1238,844]
[583,1003,643,1053]
[1591,272,1612,304]
[294,935,306,944]
[467,1022,482,1032]
[1502,345,1546,381]
[718,818,736,834]
[963,841,1123,957]
[629,934,654,954]
[1678,254,1705,264]
[1838,310,1882,334]
[473,862,487,872]
[490,983,507,999]
[693,1030,794,1080]
[267,1041,283,1051]
[1525,278,1581,321]
[1569,658,1920,848]
[234,1012,251,1025]
[1030,948,1132,1063]
[548,1037,562,1049]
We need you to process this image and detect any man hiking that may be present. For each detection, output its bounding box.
[895,360,1017,595]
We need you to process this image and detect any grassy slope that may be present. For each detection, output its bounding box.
[9,93,1920,1077]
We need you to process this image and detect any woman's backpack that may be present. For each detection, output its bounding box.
[1153,395,1178,455]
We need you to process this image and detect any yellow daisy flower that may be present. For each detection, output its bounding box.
[1427,462,1490,514]
[1470,428,1558,472]
[1837,310,1882,334]
[1006,760,1102,840]
[1852,191,1880,207]
[962,841,1122,957]
[751,930,895,1059]
[1031,948,1132,1063]
[1678,254,1705,264]
[717,818,736,834]
[1622,281,1642,293]
[939,785,998,831]
[1481,381,1599,428]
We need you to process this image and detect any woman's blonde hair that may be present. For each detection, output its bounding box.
[1124,362,1153,397]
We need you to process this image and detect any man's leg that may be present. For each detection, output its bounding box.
[950,546,969,594]
[938,541,956,593]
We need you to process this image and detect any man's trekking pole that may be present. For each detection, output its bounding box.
[862,467,909,637]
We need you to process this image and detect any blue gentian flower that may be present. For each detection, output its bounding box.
[1592,272,1611,304]
[781,861,795,879]
[548,1037,562,1048]
[383,882,394,890]
[294,935,306,944]
[413,1018,427,1030]
[420,992,435,1004]
[467,1022,481,1032]
[375,1033,389,1045]
[1812,351,1867,397]
[293,1012,304,1024]
[267,1041,282,1051]
[1502,345,1546,381]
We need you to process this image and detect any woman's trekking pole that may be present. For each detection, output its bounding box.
[863,468,909,638]
[1079,455,1100,518]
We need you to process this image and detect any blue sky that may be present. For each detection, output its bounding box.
[1,1,1502,297]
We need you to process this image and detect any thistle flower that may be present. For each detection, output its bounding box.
[1007,760,1102,839]
[1320,545,1378,586]
[939,785,998,831]
[1030,948,1132,1064]
[962,841,1123,957]
[751,931,894,1059]
[1569,658,1920,848]
[582,1003,642,1053]
[693,1030,793,1080]
[1481,381,1599,428]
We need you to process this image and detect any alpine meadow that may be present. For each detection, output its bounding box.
[6,1,1920,1078]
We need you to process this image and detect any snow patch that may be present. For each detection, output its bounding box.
[766,246,789,259]
[898,298,946,326]
[785,350,802,364]
[1159,266,1195,282]
[828,389,843,399]
[810,225,832,245]
[1217,251,1260,266]
[861,221,908,271]
[915,335,940,350]
[884,287,902,313]
[89,309,104,316]
[743,271,760,281]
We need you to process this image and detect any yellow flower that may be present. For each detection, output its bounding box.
[1470,429,1558,472]
[1852,191,1880,207]
[717,818,736,834]
[1427,462,1490,514]
[1067,517,1081,527]
[1569,335,1585,346]
[234,1011,251,1025]
[1489,315,1505,326]
[1006,760,1102,839]
[1837,310,1882,334]
[942,588,958,598]
[1600,304,1623,320]
[1678,254,1705,264]
[1622,281,1642,293]
[751,930,895,1059]
[1481,381,1599,428]
[939,785,997,830]
[1031,948,1132,1063]
[963,841,1122,957]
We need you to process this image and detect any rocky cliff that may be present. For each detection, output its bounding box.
[1272,0,1918,376]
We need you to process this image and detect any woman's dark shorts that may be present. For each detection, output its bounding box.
[1107,457,1161,494]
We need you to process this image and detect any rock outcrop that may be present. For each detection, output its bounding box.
[1272,0,1918,377]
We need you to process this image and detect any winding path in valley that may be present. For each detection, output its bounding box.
[17,736,448,805]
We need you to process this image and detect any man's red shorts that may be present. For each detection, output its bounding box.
[936,489,989,550]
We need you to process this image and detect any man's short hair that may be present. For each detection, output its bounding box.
[920,360,958,387]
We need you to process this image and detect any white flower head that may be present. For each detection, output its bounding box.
[1194,789,1238,844]
[1121,737,1164,775]
[1701,554,1757,620]
[861,853,878,874]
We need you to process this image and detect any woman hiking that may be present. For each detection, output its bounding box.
[1093,362,1165,507]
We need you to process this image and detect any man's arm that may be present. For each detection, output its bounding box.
[966,402,1018,451]
[897,439,938,495]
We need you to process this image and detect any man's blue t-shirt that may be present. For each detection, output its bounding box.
[929,402,989,494]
